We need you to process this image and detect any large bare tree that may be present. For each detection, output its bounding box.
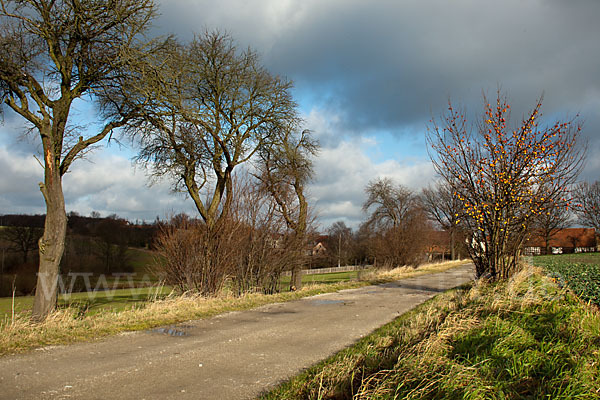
[327,221,353,268]
[531,198,573,255]
[256,127,318,290]
[428,92,585,280]
[572,181,600,231]
[0,225,42,263]
[362,178,429,267]
[363,177,414,230]
[0,0,156,319]
[119,31,299,229]
[421,181,463,260]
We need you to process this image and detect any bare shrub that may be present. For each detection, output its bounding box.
[427,92,584,280]
[228,177,303,295]
[153,176,303,296]
[153,216,241,296]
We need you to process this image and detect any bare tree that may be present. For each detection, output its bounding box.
[0,226,42,263]
[92,216,130,274]
[118,31,299,230]
[363,178,413,230]
[531,199,573,255]
[572,181,600,231]
[362,178,430,268]
[0,0,156,320]
[256,128,318,290]
[428,92,585,280]
[327,221,353,268]
[421,181,463,260]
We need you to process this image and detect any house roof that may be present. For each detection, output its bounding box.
[425,230,451,254]
[314,235,329,244]
[526,228,597,248]
[428,230,450,246]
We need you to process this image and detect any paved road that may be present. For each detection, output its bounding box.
[0,264,474,400]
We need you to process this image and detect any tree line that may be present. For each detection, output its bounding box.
[0,212,159,296]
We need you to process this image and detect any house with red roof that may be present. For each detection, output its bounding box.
[524,228,597,255]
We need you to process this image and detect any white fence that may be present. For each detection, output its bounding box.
[282,265,370,276]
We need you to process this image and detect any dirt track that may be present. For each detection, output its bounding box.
[0,264,474,400]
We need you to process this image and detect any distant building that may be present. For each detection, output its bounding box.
[426,230,451,261]
[524,228,597,255]
[310,235,328,256]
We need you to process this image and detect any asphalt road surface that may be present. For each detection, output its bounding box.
[0,263,474,400]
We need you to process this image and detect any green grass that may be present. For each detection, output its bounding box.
[280,270,363,288]
[0,286,173,318]
[127,247,160,276]
[260,266,600,399]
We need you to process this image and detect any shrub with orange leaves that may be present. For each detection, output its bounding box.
[427,92,585,280]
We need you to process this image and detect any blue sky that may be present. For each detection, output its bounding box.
[1,0,599,230]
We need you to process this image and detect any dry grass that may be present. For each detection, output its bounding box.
[0,260,468,356]
[362,259,469,282]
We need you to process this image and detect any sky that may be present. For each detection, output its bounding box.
[1,0,599,230]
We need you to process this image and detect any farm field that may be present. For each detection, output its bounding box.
[262,257,600,399]
[533,252,600,306]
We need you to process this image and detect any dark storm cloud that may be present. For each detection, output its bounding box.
[154,0,600,229]
[275,1,599,134]
[158,0,600,140]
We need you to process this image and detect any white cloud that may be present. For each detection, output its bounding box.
[0,145,198,221]
[309,130,435,230]
[1,126,436,230]
[0,146,46,214]
[61,152,198,220]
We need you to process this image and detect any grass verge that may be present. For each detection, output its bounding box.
[0,260,468,356]
[260,265,600,399]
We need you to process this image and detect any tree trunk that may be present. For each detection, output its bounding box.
[290,264,302,291]
[450,229,456,260]
[32,168,67,321]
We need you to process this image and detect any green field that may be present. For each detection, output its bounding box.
[533,252,600,307]
[280,270,362,287]
[532,251,600,267]
[127,247,161,276]
[0,286,173,319]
